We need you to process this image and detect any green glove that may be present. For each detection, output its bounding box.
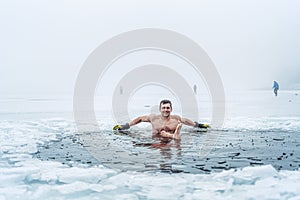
[194,121,210,129]
[113,123,130,130]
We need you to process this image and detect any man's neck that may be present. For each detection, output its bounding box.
[161,115,170,121]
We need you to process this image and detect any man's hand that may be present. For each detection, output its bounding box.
[194,121,210,129]
[113,123,130,130]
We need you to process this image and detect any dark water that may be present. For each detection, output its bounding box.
[35,128,300,174]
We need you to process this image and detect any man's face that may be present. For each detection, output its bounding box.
[160,103,172,117]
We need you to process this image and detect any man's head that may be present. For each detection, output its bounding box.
[159,99,172,117]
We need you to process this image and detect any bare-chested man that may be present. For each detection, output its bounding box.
[113,99,210,140]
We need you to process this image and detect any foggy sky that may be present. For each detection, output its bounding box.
[1,0,300,97]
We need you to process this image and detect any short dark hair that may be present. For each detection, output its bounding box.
[159,99,172,109]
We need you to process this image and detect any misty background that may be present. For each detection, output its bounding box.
[1,0,300,98]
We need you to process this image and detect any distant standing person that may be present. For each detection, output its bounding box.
[120,86,123,95]
[193,84,197,95]
[273,81,279,96]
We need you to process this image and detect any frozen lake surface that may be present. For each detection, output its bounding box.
[1,90,300,199]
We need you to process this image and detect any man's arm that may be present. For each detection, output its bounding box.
[113,115,150,130]
[181,117,196,126]
[171,115,195,126]
[129,115,150,126]
[181,117,210,129]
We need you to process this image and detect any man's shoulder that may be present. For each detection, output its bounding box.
[171,114,181,120]
[149,114,160,120]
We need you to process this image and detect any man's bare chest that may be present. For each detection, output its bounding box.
[152,118,178,132]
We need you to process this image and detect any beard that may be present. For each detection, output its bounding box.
[162,112,170,117]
